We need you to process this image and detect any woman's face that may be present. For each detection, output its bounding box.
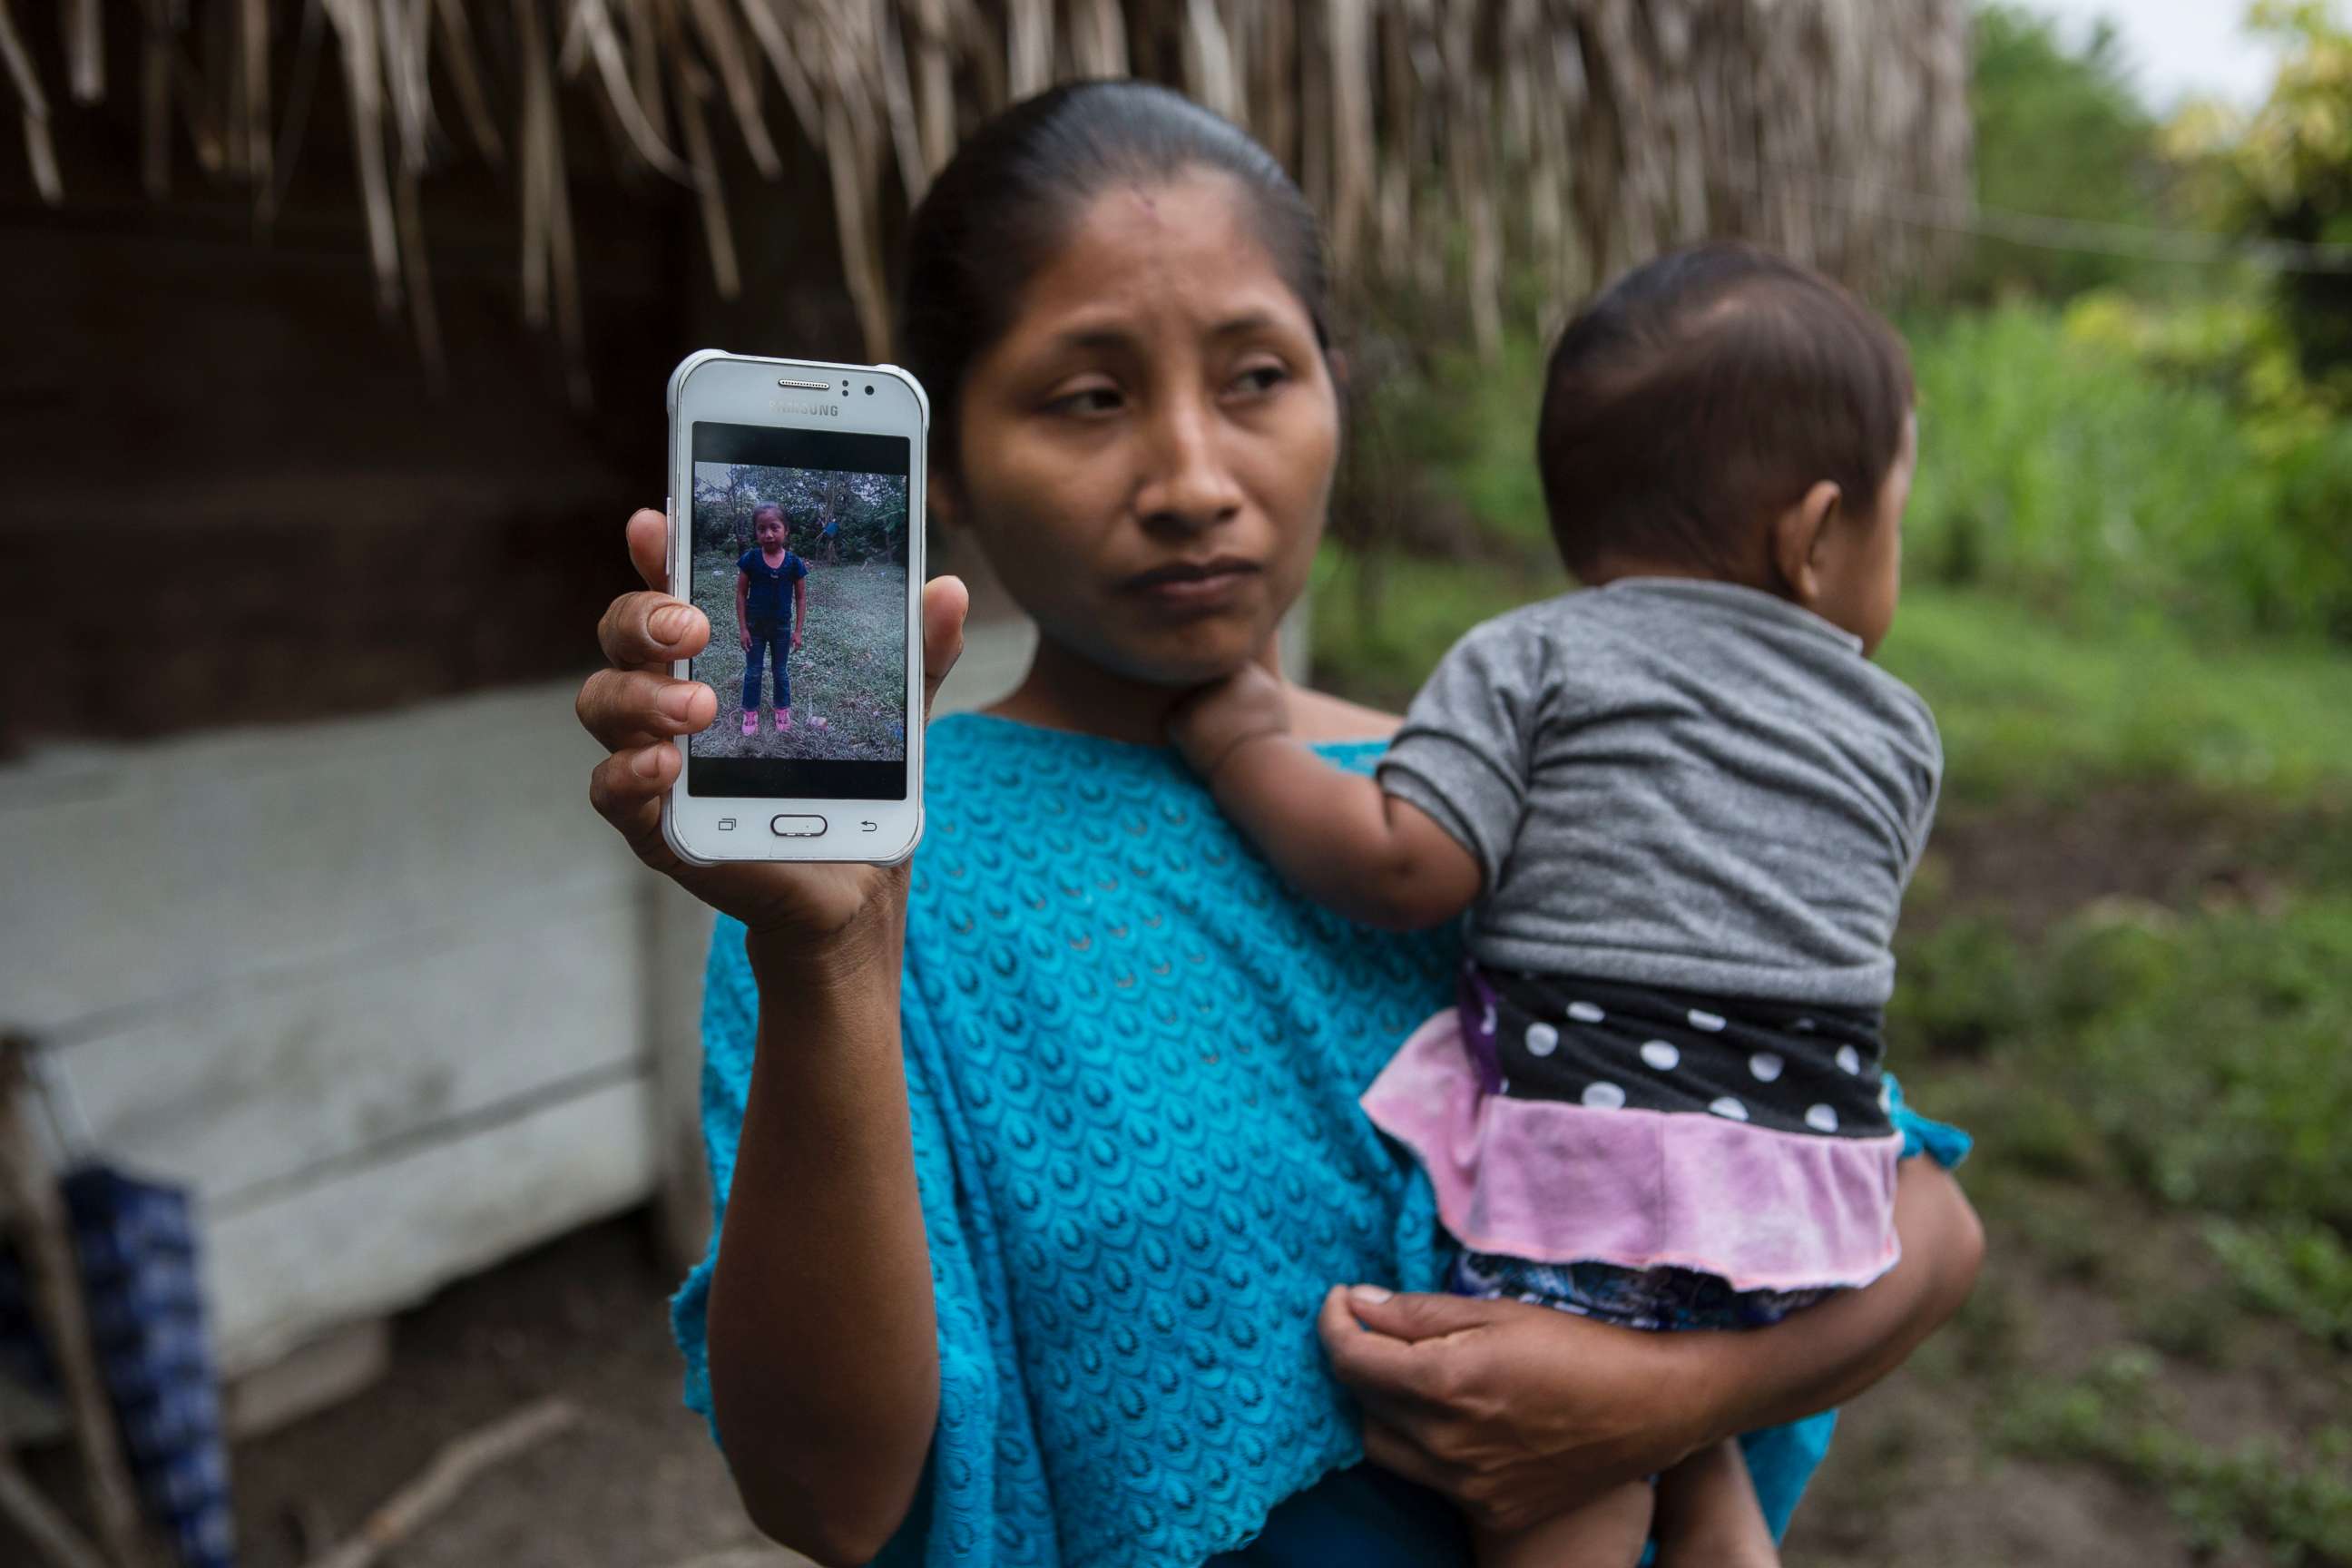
[939,172,1341,689]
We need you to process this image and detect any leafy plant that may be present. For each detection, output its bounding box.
[2002,1351,2352,1564]
[1962,5,2171,302]
[688,464,909,564]
[2208,1217,2352,1348]
[2166,1,2352,373]
[1905,303,2352,641]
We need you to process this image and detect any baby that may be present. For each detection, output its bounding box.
[1172,243,1944,1567]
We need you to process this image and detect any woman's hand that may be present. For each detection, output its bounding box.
[577,507,967,944]
[1321,1161,1984,1534]
[1318,1288,1704,1534]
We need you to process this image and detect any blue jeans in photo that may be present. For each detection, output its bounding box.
[742,625,791,711]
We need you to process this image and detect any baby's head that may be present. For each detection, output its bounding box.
[752,504,790,550]
[1537,242,1916,652]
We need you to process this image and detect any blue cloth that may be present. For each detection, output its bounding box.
[1210,1463,1466,1565]
[1450,1250,1832,1331]
[738,547,807,630]
[0,1167,235,1568]
[671,714,1966,1566]
[741,626,790,712]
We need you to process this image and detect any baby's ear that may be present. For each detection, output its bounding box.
[1770,480,1843,606]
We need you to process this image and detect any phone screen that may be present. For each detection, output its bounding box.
[685,420,912,800]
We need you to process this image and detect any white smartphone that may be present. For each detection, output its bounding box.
[661,350,929,865]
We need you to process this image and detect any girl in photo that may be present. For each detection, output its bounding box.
[735,503,808,735]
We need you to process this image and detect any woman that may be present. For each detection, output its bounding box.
[577,82,1982,1568]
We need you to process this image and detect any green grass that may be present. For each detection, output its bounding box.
[2206,1219,2352,1350]
[1893,894,2352,1235]
[1878,591,2352,809]
[1997,1348,2352,1563]
[688,555,908,760]
[1314,548,2352,812]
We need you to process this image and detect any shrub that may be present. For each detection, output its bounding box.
[1905,303,2352,640]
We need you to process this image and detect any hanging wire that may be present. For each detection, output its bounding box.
[1728,157,2352,275]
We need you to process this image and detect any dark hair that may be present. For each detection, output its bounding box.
[1535,242,1914,580]
[900,80,1331,481]
[751,503,785,525]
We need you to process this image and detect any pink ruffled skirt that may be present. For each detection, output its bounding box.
[1361,993,1903,1297]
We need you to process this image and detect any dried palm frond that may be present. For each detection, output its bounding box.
[563,0,693,182]
[1178,0,1236,123]
[10,0,1969,392]
[0,0,59,201]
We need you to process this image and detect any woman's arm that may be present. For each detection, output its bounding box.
[703,919,939,1565]
[1683,1156,1984,1437]
[578,510,970,1563]
[1320,1160,1984,1534]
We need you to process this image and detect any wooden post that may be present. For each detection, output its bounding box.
[645,877,718,1281]
[0,1444,113,1568]
[0,1035,151,1567]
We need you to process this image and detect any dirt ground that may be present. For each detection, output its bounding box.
[224,1218,808,1568]
[193,1205,2277,1568]
[0,1132,2299,1568]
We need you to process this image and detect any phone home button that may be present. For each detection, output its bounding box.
[769,814,828,838]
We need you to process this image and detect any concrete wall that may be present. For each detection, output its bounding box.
[0,605,1039,1386]
[3,684,658,1376]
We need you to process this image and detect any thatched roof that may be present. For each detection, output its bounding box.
[4,0,1969,380]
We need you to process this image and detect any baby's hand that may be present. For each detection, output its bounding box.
[740,629,752,652]
[1168,663,1290,780]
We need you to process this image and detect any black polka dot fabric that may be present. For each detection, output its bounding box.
[1463,967,1894,1139]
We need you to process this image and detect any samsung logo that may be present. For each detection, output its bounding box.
[777,400,840,417]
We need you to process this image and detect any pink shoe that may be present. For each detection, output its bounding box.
[777,710,793,731]
[740,710,759,737]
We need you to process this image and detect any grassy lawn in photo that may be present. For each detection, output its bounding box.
[689,554,907,761]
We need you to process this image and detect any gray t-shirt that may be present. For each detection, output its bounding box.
[1377,578,1941,1006]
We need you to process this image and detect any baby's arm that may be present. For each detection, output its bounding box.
[1171,666,1482,931]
